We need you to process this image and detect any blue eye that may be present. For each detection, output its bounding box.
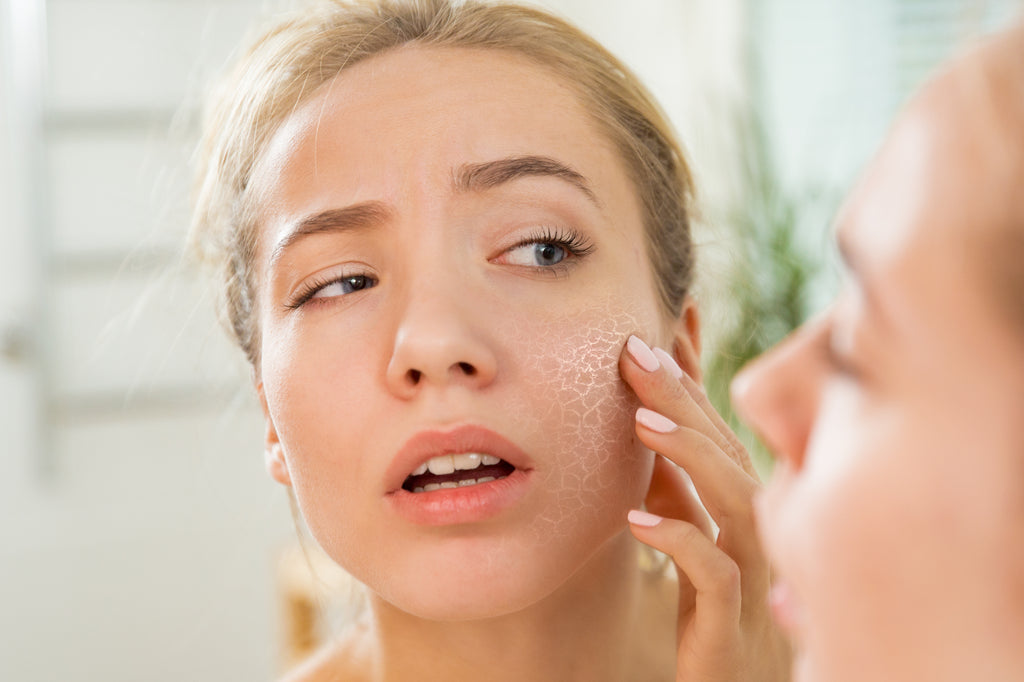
[498,227,594,270]
[504,241,568,267]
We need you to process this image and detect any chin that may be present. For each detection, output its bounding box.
[386,583,547,622]
[366,515,639,622]
[370,547,571,622]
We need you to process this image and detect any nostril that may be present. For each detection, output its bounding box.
[457,362,476,376]
[407,369,422,384]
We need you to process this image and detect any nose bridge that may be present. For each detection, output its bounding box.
[732,317,828,466]
[385,246,498,395]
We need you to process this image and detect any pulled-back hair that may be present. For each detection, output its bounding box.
[190,0,696,366]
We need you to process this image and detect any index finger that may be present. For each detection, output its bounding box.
[620,335,757,479]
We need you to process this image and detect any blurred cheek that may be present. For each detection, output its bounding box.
[761,389,917,670]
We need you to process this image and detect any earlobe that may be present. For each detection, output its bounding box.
[265,441,292,487]
[671,296,703,383]
[256,380,292,487]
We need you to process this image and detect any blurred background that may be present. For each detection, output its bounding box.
[0,0,1018,679]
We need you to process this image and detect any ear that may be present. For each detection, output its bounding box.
[256,380,292,487]
[670,295,702,384]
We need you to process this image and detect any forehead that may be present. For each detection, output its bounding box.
[249,45,638,232]
[835,53,1024,354]
[837,62,1018,291]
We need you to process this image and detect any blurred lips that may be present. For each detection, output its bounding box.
[768,579,805,639]
[755,485,806,640]
[384,424,534,526]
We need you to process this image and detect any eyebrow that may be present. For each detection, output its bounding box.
[268,201,391,269]
[454,155,599,206]
[267,156,596,269]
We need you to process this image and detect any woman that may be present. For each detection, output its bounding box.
[190,1,788,679]
[733,20,1024,682]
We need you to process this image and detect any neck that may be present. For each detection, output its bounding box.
[364,531,671,682]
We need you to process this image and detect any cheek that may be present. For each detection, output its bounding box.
[503,301,662,539]
[258,318,378,524]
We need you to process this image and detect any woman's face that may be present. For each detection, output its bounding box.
[734,65,1024,680]
[249,46,677,619]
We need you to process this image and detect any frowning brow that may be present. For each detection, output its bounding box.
[454,155,598,206]
[268,201,391,269]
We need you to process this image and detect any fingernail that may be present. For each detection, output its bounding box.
[626,335,660,372]
[627,509,663,527]
[636,407,679,433]
[652,347,683,379]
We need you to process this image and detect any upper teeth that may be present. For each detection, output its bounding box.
[412,453,501,476]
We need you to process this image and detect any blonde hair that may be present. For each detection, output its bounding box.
[190,0,696,366]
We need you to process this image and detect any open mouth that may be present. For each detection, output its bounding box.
[402,453,516,493]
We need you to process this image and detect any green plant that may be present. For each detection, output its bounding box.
[701,109,830,476]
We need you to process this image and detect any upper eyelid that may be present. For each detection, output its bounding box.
[821,318,865,378]
[504,226,593,253]
[285,226,594,306]
[284,266,376,309]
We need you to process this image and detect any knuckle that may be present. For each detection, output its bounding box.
[658,371,689,403]
[672,520,704,547]
[711,557,742,597]
[721,492,757,530]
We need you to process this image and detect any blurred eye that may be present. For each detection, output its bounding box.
[823,318,864,381]
[503,242,569,267]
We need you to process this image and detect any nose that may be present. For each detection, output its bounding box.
[385,280,498,399]
[730,315,830,470]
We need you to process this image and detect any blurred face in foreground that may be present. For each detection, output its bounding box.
[733,28,1024,682]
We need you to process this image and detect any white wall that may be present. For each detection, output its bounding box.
[1,2,295,680]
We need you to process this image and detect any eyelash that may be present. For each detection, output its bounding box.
[506,226,595,269]
[284,227,595,310]
[284,271,376,310]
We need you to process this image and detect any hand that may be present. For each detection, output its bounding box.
[619,335,791,682]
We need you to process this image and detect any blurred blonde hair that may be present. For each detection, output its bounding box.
[190,0,696,367]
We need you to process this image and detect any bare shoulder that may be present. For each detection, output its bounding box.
[279,622,373,682]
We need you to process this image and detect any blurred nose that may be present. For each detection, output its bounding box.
[730,315,829,470]
[385,275,498,399]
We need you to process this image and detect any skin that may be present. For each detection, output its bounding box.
[247,45,786,681]
[733,26,1024,682]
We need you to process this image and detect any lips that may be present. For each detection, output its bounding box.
[385,424,532,490]
[401,453,516,492]
[384,424,534,525]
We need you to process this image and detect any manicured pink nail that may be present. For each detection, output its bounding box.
[636,407,679,433]
[652,347,683,379]
[627,509,663,527]
[626,335,660,372]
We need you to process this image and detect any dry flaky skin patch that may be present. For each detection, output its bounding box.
[503,299,659,544]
